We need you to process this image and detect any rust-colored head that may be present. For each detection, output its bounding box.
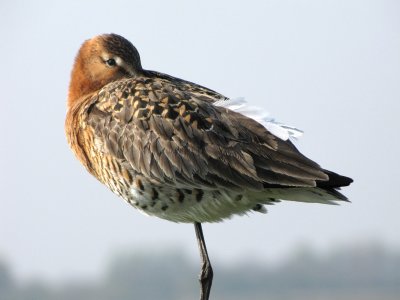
[67,34,143,109]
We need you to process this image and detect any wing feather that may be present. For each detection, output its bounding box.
[85,75,334,191]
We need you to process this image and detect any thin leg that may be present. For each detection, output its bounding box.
[194,222,213,300]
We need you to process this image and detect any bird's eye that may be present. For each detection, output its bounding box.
[105,58,116,67]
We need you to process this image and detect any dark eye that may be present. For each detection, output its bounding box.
[105,58,116,67]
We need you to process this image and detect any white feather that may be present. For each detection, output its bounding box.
[214,97,303,141]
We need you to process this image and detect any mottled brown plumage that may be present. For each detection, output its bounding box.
[66,34,352,223]
[65,33,353,300]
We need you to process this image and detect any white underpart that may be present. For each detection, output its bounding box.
[126,185,341,223]
[214,97,303,141]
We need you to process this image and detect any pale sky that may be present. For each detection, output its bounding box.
[1,0,399,282]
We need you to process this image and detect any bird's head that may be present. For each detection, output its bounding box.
[68,33,142,109]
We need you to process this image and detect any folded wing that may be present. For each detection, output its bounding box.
[85,75,352,197]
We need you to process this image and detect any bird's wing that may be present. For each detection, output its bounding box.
[85,76,329,191]
[213,97,304,141]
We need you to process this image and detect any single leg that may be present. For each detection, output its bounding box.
[194,222,214,300]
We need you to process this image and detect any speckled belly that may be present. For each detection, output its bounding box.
[118,176,263,223]
[88,152,266,223]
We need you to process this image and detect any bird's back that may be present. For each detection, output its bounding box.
[66,71,352,223]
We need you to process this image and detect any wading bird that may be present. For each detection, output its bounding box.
[65,34,353,300]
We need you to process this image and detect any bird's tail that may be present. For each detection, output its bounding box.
[250,170,353,206]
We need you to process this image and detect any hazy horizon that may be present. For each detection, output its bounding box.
[2,241,399,300]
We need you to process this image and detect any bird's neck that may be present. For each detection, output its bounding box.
[67,62,102,110]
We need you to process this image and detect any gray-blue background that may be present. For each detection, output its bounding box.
[1,0,399,282]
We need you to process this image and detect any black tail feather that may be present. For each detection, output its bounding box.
[316,170,353,201]
[317,170,353,189]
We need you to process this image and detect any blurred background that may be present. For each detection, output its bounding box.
[1,0,399,299]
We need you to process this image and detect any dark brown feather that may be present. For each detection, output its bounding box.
[82,74,346,193]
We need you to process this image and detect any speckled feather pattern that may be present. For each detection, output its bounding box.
[65,34,352,223]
